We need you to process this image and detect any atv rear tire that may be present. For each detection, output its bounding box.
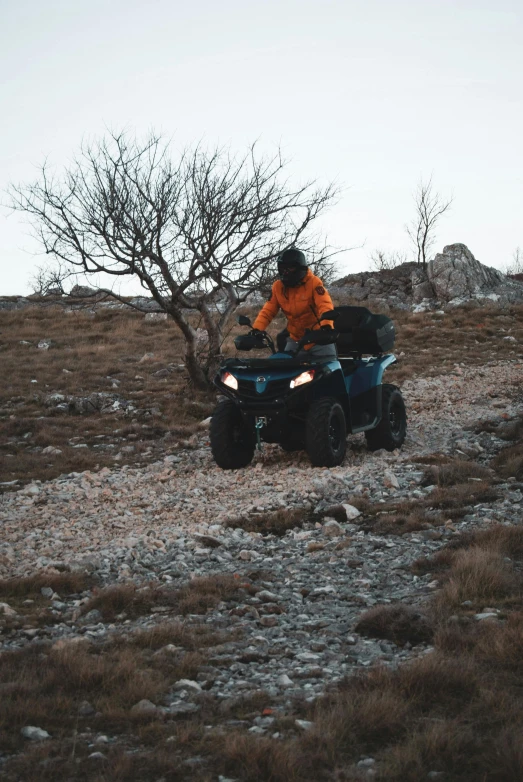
[365,384,407,452]
[306,398,347,467]
[210,401,255,469]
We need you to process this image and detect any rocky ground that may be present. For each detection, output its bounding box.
[1,358,522,729]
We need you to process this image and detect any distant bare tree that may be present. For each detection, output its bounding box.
[369,249,408,272]
[406,177,453,269]
[31,263,67,296]
[506,246,523,276]
[10,131,339,389]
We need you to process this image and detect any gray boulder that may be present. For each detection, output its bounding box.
[69,285,99,298]
[129,296,164,312]
[0,297,31,311]
[411,268,435,304]
[427,244,523,306]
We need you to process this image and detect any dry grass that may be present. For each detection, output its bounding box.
[413,523,523,576]
[426,480,499,516]
[127,621,229,651]
[0,644,168,752]
[368,507,442,536]
[225,507,307,536]
[382,303,523,385]
[355,604,434,646]
[0,306,215,489]
[492,439,523,480]
[422,458,493,487]
[433,547,522,615]
[82,574,243,621]
[0,570,93,598]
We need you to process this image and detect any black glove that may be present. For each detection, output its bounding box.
[320,324,332,331]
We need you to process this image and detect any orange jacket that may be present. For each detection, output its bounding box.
[253,270,334,348]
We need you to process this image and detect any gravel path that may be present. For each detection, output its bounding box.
[1,359,521,579]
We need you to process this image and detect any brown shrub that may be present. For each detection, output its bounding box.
[173,574,242,615]
[433,547,522,615]
[369,508,439,536]
[128,621,228,651]
[355,604,434,646]
[83,574,242,621]
[423,458,493,487]
[211,731,303,782]
[493,441,523,480]
[0,571,93,598]
[82,583,158,621]
[225,507,307,536]
[427,480,498,511]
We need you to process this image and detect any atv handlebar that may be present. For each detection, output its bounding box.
[235,323,338,356]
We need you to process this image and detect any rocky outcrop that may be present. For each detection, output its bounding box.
[427,244,523,307]
[331,244,523,311]
[330,263,418,311]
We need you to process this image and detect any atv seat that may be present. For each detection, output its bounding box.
[323,306,395,356]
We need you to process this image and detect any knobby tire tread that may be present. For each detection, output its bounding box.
[306,398,347,467]
[210,401,255,469]
[365,383,407,452]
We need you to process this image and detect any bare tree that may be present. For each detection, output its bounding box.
[505,246,523,276]
[10,131,339,389]
[406,177,453,269]
[31,263,68,296]
[369,249,408,272]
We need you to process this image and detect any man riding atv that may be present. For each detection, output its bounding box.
[252,248,336,361]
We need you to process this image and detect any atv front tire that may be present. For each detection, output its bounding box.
[306,398,347,467]
[365,383,407,452]
[210,401,255,469]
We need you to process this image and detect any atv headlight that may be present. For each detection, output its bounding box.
[222,371,238,390]
[290,369,315,389]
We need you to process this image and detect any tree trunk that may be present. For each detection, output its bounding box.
[199,301,223,378]
[167,306,211,391]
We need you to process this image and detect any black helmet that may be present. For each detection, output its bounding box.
[277,248,308,287]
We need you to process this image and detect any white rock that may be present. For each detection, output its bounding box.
[0,601,17,617]
[383,470,400,489]
[42,446,62,456]
[173,679,202,692]
[21,726,51,741]
[277,674,294,688]
[342,504,361,520]
[257,590,279,603]
[296,652,321,663]
[130,699,158,714]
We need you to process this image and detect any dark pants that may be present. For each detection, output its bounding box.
[284,338,337,362]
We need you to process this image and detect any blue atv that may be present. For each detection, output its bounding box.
[210,306,407,469]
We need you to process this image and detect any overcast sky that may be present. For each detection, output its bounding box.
[1,0,521,295]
